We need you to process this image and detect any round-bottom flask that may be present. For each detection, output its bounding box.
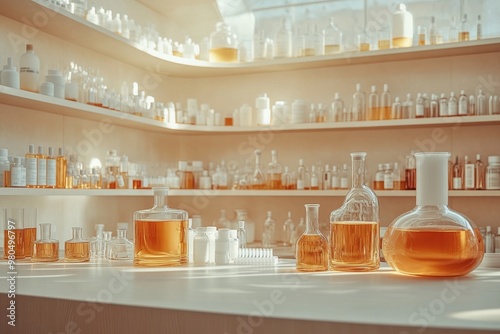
[296,204,328,272]
[383,152,484,277]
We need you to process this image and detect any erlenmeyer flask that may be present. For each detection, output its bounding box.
[296,204,328,271]
[330,152,380,271]
[382,152,484,277]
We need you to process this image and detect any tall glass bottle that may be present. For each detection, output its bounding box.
[32,223,59,262]
[330,152,380,271]
[323,17,342,55]
[380,84,391,120]
[65,227,90,262]
[382,152,484,276]
[352,83,365,121]
[133,187,188,266]
[474,154,485,190]
[266,149,282,189]
[250,149,266,189]
[262,211,276,247]
[297,204,328,272]
[459,14,470,41]
[367,85,379,121]
[273,18,292,59]
[282,211,294,246]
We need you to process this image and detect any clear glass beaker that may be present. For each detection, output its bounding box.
[296,204,328,271]
[134,187,188,266]
[330,152,380,271]
[65,227,90,262]
[382,152,484,277]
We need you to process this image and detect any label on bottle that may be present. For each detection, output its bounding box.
[0,162,9,187]
[310,176,318,188]
[332,176,340,189]
[416,104,424,117]
[297,179,305,190]
[11,166,26,187]
[26,157,37,186]
[439,102,448,117]
[464,164,475,189]
[46,159,56,187]
[452,177,462,190]
[116,174,125,188]
[37,158,46,186]
[486,168,500,190]
[448,101,458,116]
[459,99,468,115]
[383,173,394,189]
[340,177,348,189]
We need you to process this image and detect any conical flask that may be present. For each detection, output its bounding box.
[133,187,188,266]
[382,152,484,277]
[330,152,380,271]
[296,204,328,272]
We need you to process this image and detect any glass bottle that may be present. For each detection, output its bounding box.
[25,144,37,188]
[296,158,306,190]
[90,224,104,259]
[262,211,276,247]
[193,227,209,265]
[20,44,40,92]
[477,89,487,115]
[134,187,188,266]
[64,227,90,262]
[463,155,475,190]
[429,16,439,45]
[367,85,379,121]
[331,92,344,122]
[237,221,247,248]
[382,152,484,276]
[380,84,391,120]
[235,209,255,243]
[452,155,463,190]
[391,96,402,119]
[449,16,459,42]
[476,15,482,40]
[209,22,238,63]
[281,166,295,190]
[448,92,458,116]
[323,17,343,55]
[296,204,328,272]
[405,152,416,190]
[459,14,470,42]
[352,83,365,121]
[32,223,59,262]
[330,152,380,271]
[250,149,266,189]
[273,17,292,59]
[266,149,282,189]
[458,90,468,116]
[282,211,295,246]
[340,163,349,189]
[331,165,340,189]
[215,209,231,229]
[403,93,415,119]
[108,228,134,260]
[475,154,485,190]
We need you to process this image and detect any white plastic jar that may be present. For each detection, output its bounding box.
[485,156,500,190]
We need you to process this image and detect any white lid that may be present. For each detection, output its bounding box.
[206,226,217,233]
[488,156,500,164]
[217,228,230,239]
[256,93,270,109]
[47,69,61,76]
[188,218,192,228]
[192,161,203,169]
[152,187,169,196]
[3,57,16,71]
[229,230,237,238]
[195,226,207,233]
[415,152,450,206]
[117,222,128,230]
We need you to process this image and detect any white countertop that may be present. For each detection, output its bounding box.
[1,259,499,333]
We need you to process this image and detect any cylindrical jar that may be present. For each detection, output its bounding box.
[392,3,414,48]
[486,156,500,190]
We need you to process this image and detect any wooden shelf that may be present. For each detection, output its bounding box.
[1,187,499,197]
[2,86,500,134]
[1,0,499,78]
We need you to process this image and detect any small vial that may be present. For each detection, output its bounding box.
[463,155,475,191]
[459,14,470,42]
[477,15,482,40]
[383,163,394,190]
[458,90,468,116]
[340,164,349,189]
[90,224,104,259]
[282,212,294,246]
[215,228,232,265]
[475,154,485,190]
[32,223,59,262]
[485,226,495,253]
[439,93,448,117]
[65,227,90,262]
[448,92,458,116]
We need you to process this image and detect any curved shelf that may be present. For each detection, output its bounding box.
[2,85,500,134]
[1,0,499,78]
[1,188,499,197]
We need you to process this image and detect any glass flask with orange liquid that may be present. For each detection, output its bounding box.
[133,187,188,266]
[32,223,59,262]
[296,204,328,272]
[330,152,380,271]
[209,22,238,63]
[382,152,484,277]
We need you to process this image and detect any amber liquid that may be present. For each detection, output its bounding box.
[405,168,416,190]
[378,39,391,50]
[209,47,238,63]
[383,227,484,277]
[324,44,341,55]
[330,221,379,271]
[373,180,384,190]
[367,107,380,121]
[65,241,90,262]
[4,170,11,187]
[23,227,36,257]
[32,242,59,262]
[392,37,412,48]
[393,180,405,190]
[459,32,470,42]
[133,179,142,189]
[359,43,370,52]
[134,220,188,266]
[380,106,392,120]
[3,229,25,259]
[224,117,233,126]
[249,184,267,190]
[296,234,328,271]
[266,174,282,190]
[418,34,426,46]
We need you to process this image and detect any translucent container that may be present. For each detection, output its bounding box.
[330,152,380,271]
[133,187,188,266]
[32,223,59,262]
[383,152,484,277]
[64,227,90,262]
[296,204,328,272]
[209,22,238,63]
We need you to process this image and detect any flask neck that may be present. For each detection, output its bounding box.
[304,204,320,233]
[40,223,52,241]
[351,156,365,188]
[153,192,168,208]
[415,152,449,206]
[72,227,83,240]
[117,229,127,240]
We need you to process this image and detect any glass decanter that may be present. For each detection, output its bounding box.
[108,228,133,260]
[209,22,238,63]
[296,204,328,272]
[382,152,484,277]
[64,227,90,262]
[133,187,188,266]
[32,223,59,262]
[330,152,380,271]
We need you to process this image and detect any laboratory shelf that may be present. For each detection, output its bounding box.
[1,187,499,197]
[1,0,500,78]
[1,85,500,135]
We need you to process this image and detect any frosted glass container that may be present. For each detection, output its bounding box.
[383,152,484,277]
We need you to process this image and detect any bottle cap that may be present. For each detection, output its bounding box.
[217,228,230,239]
[153,187,169,196]
[238,221,245,229]
[26,44,34,51]
[3,57,16,71]
[488,156,500,164]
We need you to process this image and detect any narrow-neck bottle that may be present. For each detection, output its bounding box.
[475,154,485,190]
[429,16,438,45]
[263,211,276,247]
[65,227,90,262]
[20,44,40,92]
[266,149,282,189]
[46,147,56,188]
[452,156,463,190]
[323,17,342,55]
[56,148,67,189]
[251,150,266,189]
[381,84,391,120]
[282,212,294,246]
[352,83,365,121]
[296,204,328,272]
[330,152,380,271]
[273,18,292,59]
[458,90,468,116]
[32,223,59,262]
[368,85,379,121]
[459,14,470,41]
[25,144,37,188]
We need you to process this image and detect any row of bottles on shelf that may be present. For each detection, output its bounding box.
[42,0,490,63]
[2,145,499,191]
[3,46,499,127]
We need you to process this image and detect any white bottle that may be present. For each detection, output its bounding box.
[215,228,231,265]
[448,92,458,116]
[19,44,40,92]
[392,3,414,48]
[26,144,37,187]
[0,149,10,187]
[193,227,209,265]
[86,7,99,25]
[458,90,468,116]
[45,69,65,99]
[10,157,26,187]
[256,93,271,126]
[1,57,20,89]
[206,226,217,264]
